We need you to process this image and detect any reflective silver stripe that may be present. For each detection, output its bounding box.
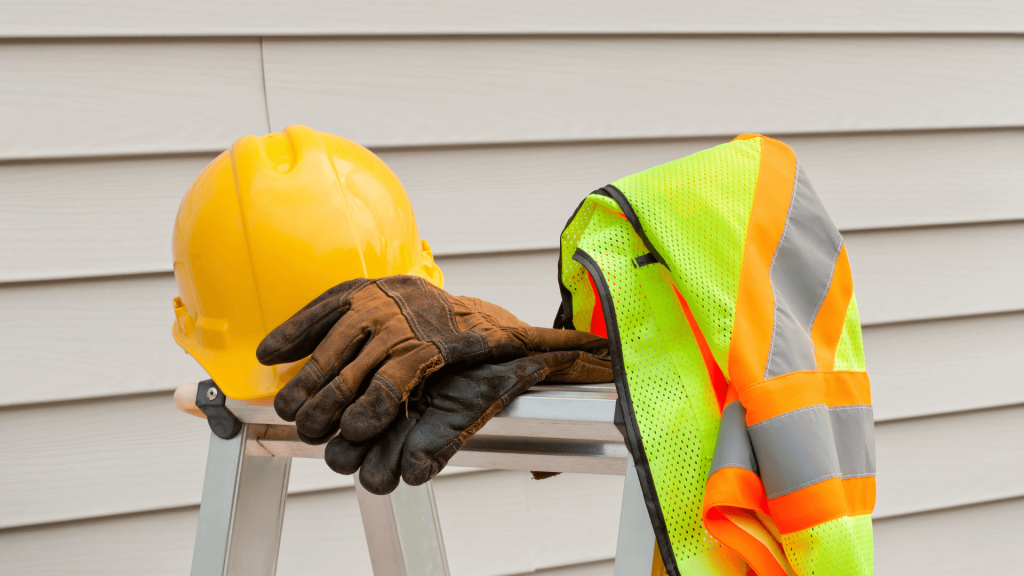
[748,405,838,498]
[709,401,758,476]
[764,164,844,379]
[748,404,876,499]
[831,405,876,478]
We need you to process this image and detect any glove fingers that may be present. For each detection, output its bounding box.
[296,423,339,445]
[338,374,403,442]
[525,327,609,354]
[273,325,372,422]
[324,435,374,475]
[401,357,551,486]
[536,350,614,383]
[340,344,441,442]
[273,359,332,422]
[257,278,372,365]
[359,415,418,495]
[294,336,388,439]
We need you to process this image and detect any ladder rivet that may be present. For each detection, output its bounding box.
[207,387,218,401]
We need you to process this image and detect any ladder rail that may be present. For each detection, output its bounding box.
[191,424,291,576]
[355,481,450,576]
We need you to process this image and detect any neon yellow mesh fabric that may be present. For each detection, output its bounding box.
[833,294,867,372]
[570,269,596,333]
[781,515,874,576]
[612,138,761,379]
[560,138,872,575]
[562,197,732,572]
[560,195,612,330]
[673,547,749,576]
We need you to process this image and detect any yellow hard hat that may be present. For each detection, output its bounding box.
[172,125,443,401]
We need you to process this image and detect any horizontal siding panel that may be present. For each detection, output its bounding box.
[438,223,1024,328]
[0,471,621,576]
[868,312,1024,421]
[7,130,1019,283]
[0,274,211,407]
[12,37,1014,161]
[398,129,1024,256]
[2,387,1018,530]
[3,1,1024,37]
[0,393,242,529]
[3,224,1022,408]
[873,404,1024,519]
[2,478,1019,576]
[844,221,1024,325]
[0,155,216,282]
[527,498,1024,575]
[781,129,1024,232]
[873,497,1024,575]
[264,36,1024,148]
[0,40,268,161]
[0,505,200,576]
[0,391,474,530]
[439,250,573,328]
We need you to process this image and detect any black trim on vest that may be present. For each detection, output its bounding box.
[600,184,671,272]
[555,193,600,330]
[571,247,681,576]
[634,253,658,267]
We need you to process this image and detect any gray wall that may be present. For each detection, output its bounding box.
[1,2,1022,574]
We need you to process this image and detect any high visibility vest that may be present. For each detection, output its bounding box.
[556,134,875,576]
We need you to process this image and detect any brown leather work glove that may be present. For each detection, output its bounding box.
[326,348,613,494]
[256,275,608,444]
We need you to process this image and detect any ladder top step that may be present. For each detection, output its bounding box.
[174,382,621,442]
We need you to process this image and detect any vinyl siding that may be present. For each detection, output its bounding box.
[3,265,1022,412]
[3,1,1024,37]
[3,392,1019,530]
[5,129,1024,281]
[261,37,1024,148]
[3,476,1021,575]
[0,40,269,161]
[0,5,1020,574]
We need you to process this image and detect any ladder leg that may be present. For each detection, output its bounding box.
[191,424,292,576]
[613,451,657,575]
[355,480,450,576]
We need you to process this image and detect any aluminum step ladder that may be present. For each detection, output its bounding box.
[175,380,656,576]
